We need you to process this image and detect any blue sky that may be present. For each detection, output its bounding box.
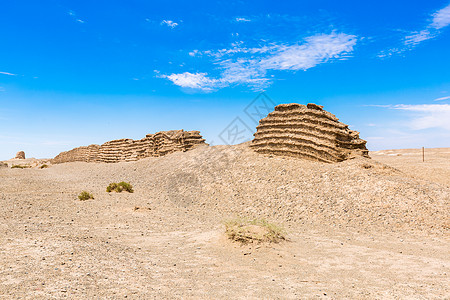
[1,0,450,159]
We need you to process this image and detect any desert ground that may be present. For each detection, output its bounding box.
[1,144,449,299]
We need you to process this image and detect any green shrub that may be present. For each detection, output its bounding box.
[224,217,286,244]
[78,191,94,201]
[11,165,30,169]
[106,181,134,193]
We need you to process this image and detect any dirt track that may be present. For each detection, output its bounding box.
[1,144,449,298]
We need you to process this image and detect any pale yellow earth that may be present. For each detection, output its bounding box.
[1,144,449,299]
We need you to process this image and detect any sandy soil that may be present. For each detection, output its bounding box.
[1,144,449,299]
[372,147,450,187]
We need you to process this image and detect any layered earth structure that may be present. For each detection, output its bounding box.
[251,103,369,163]
[52,130,206,164]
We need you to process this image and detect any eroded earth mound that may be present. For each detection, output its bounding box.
[15,151,25,159]
[251,103,369,162]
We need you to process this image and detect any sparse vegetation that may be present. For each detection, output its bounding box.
[78,191,94,201]
[39,164,49,169]
[11,165,30,169]
[106,181,134,193]
[224,217,286,244]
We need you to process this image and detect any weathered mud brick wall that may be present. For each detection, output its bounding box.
[51,145,100,164]
[52,130,207,164]
[251,103,368,163]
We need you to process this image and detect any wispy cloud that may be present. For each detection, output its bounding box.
[386,104,450,130]
[379,3,450,57]
[162,72,218,91]
[235,17,251,22]
[431,4,450,29]
[434,96,450,101]
[0,71,17,76]
[365,103,450,149]
[161,20,179,29]
[68,10,85,24]
[163,32,357,91]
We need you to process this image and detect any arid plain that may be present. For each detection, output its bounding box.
[1,144,449,299]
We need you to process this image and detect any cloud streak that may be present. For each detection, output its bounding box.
[386,104,450,131]
[434,96,450,101]
[0,71,17,76]
[379,3,450,57]
[163,32,357,91]
[161,20,179,28]
[235,17,251,22]
[68,10,85,24]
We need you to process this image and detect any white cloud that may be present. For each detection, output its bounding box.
[431,4,450,29]
[389,104,450,131]
[379,3,450,57]
[235,17,251,22]
[403,29,436,46]
[68,10,85,24]
[259,33,356,71]
[434,96,450,101]
[161,20,179,29]
[163,32,357,91]
[0,71,17,76]
[162,72,218,91]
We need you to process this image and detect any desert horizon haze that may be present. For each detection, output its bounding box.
[1,0,450,159]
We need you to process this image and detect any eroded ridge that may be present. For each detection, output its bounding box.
[251,103,369,163]
[52,130,206,164]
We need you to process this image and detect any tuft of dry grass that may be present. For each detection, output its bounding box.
[78,191,94,201]
[224,217,286,244]
[11,165,30,169]
[106,182,134,193]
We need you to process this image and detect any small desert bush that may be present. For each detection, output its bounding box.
[11,165,30,169]
[224,217,286,244]
[106,182,134,193]
[78,191,94,201]
[39,164,49,169]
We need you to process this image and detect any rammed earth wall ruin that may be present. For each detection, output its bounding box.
[52,130,207,164]
[250,103,369,163]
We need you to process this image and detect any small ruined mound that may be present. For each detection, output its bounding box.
[15,151,25,159]
[225,218,286,244]
[52,129,207,164]
[53,144,100,164]
[251,103,368,163]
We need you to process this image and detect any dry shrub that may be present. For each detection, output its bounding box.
[11,165,30,169]
[106,182,134,193]
[78,191,94,201]
[39,164,49,169]
[225,218,286,244]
